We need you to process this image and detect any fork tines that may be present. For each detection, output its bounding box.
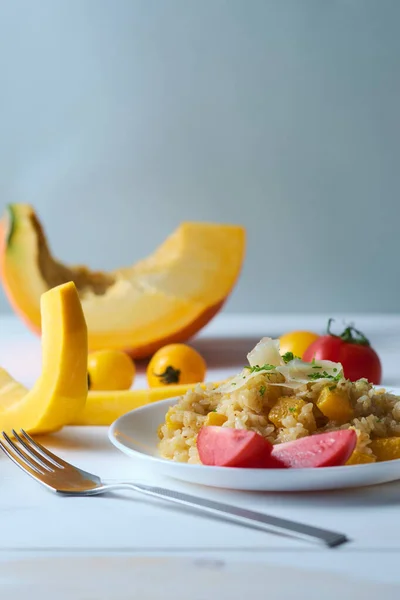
[0,429,65,475]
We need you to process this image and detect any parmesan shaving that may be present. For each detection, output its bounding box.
[247,337,283,368]
[216,338,343,395]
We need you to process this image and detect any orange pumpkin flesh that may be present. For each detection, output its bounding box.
[0,204,245,358]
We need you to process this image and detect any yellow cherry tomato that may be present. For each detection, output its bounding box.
[147,344,206,387]
[279,330,320,360]
[88,350,136,391]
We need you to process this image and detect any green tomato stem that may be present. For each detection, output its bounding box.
[327,318,370,346]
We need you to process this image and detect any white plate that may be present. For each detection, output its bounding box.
[108,392,400,492]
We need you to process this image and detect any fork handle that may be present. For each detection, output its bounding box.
[103,482,347,547]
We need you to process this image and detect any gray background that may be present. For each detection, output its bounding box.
[0,0,398,315]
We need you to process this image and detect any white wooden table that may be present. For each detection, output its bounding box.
[1,313,400,598]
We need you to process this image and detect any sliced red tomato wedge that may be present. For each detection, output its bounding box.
[197,426,273,468]
[271,429,357,468]
[197,426,357,469]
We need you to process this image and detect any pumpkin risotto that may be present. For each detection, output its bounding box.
[158,338,400,465]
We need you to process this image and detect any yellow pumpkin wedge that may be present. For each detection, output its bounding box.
[72,382,219,426]
[0,281,87,434]
[0,204,245,358]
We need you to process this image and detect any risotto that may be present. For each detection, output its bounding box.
[158,338,400,465]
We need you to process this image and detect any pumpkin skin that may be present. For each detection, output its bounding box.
[0,204,245,358]
[0,282,88,435]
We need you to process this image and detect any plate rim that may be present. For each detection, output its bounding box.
[108,393,400,474]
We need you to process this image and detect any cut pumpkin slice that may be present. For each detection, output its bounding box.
[72,382,220,426]
[0,204,245,358]
[0,281,88,434]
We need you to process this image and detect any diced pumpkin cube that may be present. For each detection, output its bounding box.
[205,412,228,426]
[312,403,329,428]
[369,438,400,462]
[316,387,353,424]
[268,396,306,428]
[346,451,375,465]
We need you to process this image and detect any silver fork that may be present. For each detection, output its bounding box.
[0,429,348,548]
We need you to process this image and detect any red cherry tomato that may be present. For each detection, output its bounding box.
[303,319,382,384]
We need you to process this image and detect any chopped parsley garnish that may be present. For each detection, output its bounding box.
[281,352,301,364]
[331,373,343,382]
[259,385,266,397]
[244,364,275,373]
[231,382,236,386]
[308,370,342,382]
[289,407,296,413]
[328,385,337,391]
[312,365,322,369]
